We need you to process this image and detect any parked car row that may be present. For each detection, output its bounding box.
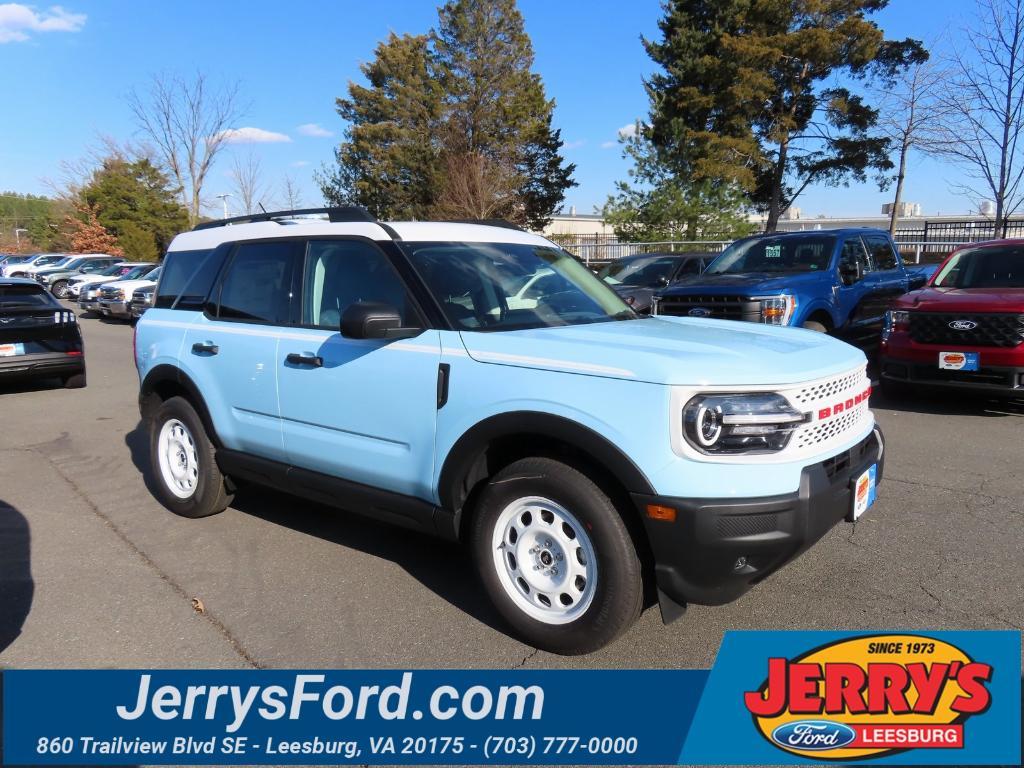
[641,229,1022,399]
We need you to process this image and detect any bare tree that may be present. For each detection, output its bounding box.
[127,72,243,225]
[229,151,273,215]
[281,174,303,210]
[936,0,1024,236]
[875,52,951,233]
[433,151,519,221]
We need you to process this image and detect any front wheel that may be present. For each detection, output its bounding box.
[51,280,69,299]
[470,457,643,655]
[149,396,233,518]
[802,320,829,333]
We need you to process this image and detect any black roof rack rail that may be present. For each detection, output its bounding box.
[192,206,376,231]
[441,218,526,232]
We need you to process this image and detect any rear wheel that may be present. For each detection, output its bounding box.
[62,372,86,388]
[470,457,643,655]
[149,396,233,518]
[51,280,69,299]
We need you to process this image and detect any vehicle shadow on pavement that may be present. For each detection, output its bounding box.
[0,498,33,656]
[124,422,509,636]
[0,377,63,395]
[872,390,1024,417]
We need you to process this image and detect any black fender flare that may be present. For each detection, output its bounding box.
[437,411,656,516]
[139,364,222,446]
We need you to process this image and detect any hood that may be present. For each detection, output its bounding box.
[459,317,864,387]
[611,285,655,310]
[668,270,827,295]
[896,286,1024,312]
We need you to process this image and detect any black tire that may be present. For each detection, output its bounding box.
[470,457,643,655]
[148,396,233,518]
[51,280,69,299]
[62,372,86,388]
[802,320,829,333]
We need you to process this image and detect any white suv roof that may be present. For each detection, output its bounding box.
[168,208,552,253]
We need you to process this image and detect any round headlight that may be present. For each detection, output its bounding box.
[683,393,807,455]
[694,402,723,447]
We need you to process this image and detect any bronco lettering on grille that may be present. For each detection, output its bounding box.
[816,386,871,421]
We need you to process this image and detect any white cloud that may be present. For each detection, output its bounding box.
[290,160,310,167]
[617,122,638,139]
[214,126,292,144]
[563,139,586,150]
[600,141,617,149]
[0,3,86,43]
[296,123,333,138]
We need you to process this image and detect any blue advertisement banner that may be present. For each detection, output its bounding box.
[1,669,707,765]
[2,630,1019,765]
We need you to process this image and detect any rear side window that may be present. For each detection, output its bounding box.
[863,235,899,270]
[156,249,220,309]
[215,242,298,325]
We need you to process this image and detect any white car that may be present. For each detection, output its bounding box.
[2,253,67,278]
[98,267,162,320]
[70,263,152,300]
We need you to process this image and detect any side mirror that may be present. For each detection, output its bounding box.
[340,302,420,340]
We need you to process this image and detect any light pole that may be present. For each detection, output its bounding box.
[14,228,27,248]
[215,194,232,220]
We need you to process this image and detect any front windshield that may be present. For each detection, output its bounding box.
[933,245,1024,288]
[706,236,836,275]
[599,256,679,287]
[120,265,153,280]
[402,241,634,331]
[36,255,66,267]
[97,263,127,276]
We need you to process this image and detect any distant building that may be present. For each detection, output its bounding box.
[882,201,921,217]
[541,208,615,238]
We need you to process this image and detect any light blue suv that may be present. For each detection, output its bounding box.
[135,207,885,654]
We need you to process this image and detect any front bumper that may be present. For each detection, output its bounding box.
[635,427,885,615]
[881,356,1024,396]
[99,299,130,316]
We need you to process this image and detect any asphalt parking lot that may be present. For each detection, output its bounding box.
[1,306,1022,671]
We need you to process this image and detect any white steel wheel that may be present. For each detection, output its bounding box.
[491,496,598,625]
[157,418,200,499]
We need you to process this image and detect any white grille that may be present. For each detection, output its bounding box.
[785,366,871,457]
[791,370,862,405]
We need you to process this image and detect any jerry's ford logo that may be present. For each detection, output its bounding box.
[745,634,993,760]
[771,721,856,751]
[688,307,711,317]
[949,319,978,330]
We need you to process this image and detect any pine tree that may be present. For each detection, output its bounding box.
[433,0,574,228]
[603,127,753,242]
[319,33,443,220]
[319,0,574,228]
[645,0,926,230]
[79,157,189,260]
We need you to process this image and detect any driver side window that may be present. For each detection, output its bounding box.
[302,240,417,331]
[838,238,870,285]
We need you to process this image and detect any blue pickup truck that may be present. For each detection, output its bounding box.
[655,229,917,349]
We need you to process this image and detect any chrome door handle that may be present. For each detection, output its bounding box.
[286,352,323,367]
[191,341,218,355]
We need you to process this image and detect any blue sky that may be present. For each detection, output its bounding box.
[0,0,975,219]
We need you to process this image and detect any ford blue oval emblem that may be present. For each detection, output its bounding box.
[770,720,857,751]
[949,319,977,331]
[688,307,711,317]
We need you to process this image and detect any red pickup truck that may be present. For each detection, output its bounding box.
[880,239,1024,397]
